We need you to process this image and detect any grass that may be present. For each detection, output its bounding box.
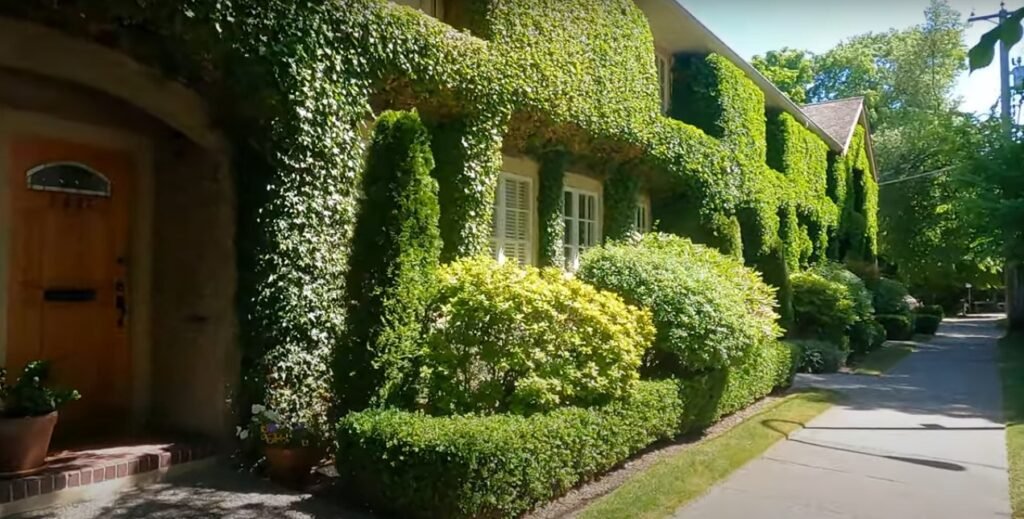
[999,332,1024,518]
[849,344,915,376]
[578,390,837,519]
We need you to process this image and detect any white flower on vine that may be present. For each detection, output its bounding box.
[251,404,266,415]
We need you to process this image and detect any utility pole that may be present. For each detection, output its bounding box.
[969,3,1023,329]
[970,2,1013,134]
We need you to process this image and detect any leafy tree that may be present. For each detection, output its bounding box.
[751,48,815,103]
[809,0,965,128]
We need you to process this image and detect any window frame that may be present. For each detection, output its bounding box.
[491,171,534,266]
[633,196,652,234]
[656,51,672,114]
[562,186,601,270]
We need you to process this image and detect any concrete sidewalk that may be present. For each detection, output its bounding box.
[675,315,1011,519]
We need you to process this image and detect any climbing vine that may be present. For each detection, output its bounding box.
[5,0,879,433]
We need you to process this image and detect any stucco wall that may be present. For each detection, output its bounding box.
[150,138,238,440]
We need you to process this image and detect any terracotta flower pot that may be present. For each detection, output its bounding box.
[0,412,58,477]
[264,445,320,488]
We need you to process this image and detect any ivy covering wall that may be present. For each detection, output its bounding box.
[7,0,878,430]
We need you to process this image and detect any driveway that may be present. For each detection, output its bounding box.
[674,315,1011,519]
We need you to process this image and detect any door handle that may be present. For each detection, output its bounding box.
[115,280,127,328]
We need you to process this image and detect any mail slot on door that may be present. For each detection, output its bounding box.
[43,289,97,302]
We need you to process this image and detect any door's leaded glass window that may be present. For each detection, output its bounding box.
[26,162,111,197]
[491,173,532,266]
[563,187,599,270]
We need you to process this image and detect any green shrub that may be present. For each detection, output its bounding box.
[577,233,780,375]
[876,314,914,341]
[337,110,442,412]
[914,314,942,335]
[917,304,945,319]
[873,278,912,316]
[790,271,857,343]
[336,380,684,519]
[793,340,847,374]
[850,318,887,355]
[417,257,653,415]
[812,262,874,319]
[717,341,800,417]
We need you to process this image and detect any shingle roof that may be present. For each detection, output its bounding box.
[800,97,865,153]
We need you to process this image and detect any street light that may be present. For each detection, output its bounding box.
[966,283,973,315]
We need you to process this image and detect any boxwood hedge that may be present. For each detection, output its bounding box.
[336,380,684,519]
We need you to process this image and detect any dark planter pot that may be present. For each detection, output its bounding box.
[264,446,320,488]
[0,411,58,477]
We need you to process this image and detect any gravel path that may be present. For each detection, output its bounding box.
[674,315,1011,519]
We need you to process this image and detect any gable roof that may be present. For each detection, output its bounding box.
[801,97,865,153]
[802,97,879,179]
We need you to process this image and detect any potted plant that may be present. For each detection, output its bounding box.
[0,361,80,476]
[237,405,321,488]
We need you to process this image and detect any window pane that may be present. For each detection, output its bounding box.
[564,191,573,216]
[27,163,110,196]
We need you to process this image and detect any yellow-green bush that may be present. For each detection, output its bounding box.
[416,257,654,415]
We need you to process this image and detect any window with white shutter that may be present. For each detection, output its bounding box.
[491,173,533,266]
[563,187,600,270]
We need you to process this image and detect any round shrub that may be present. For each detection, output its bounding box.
[812,262,874,320]
[850,318,887,355]
[790,271,857,343]
[792,340,846,374]
[577,234,781,375]
[873,278,912,316]
[876,314,914,341]
[914,314,942,335]
[418,257,654,415]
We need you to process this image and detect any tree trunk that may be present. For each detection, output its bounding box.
[1008,262,1024,332]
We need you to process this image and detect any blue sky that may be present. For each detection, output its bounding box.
[682,0,1022,115]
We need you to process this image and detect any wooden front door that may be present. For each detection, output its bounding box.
[5,136,133,437]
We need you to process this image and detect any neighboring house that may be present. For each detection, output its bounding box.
[0,0,877,449]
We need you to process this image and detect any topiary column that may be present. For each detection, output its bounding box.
[337,110,442,413]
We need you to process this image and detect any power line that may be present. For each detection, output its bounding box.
[878,166,957,186]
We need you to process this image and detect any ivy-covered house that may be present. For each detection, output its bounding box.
[0,0,876,450]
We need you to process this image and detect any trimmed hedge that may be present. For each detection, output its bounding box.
[416,257,653,415]
[876,314,914,341]
[338,110,442,413]
[917,304,945,319]
[336,380,684,519]
[914,314,942,335]
[578,234,780,375]
[794,340,847,374]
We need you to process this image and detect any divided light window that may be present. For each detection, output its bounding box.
[491,173,532,266]
[656,52,672,114]
[634,202,650,234]
[563,187,599,270]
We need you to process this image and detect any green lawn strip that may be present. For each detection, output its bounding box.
[578,390,837,519]
[850,344,914,376]
[999,332,1024,518]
